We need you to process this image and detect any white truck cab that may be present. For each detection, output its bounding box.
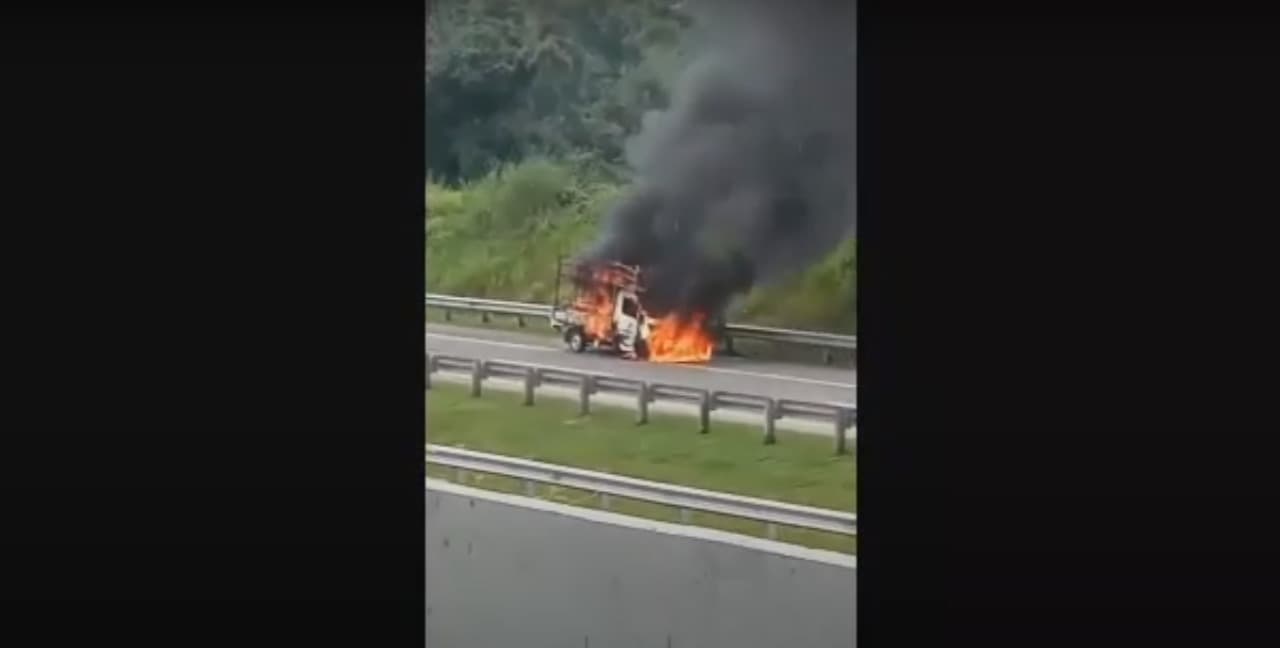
[614,290,643,358]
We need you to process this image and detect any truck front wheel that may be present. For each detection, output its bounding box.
[565,328,586,353]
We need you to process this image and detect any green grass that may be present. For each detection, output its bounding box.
[427,381,856,553]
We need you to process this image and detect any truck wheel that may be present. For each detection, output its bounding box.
[565,328,586,353]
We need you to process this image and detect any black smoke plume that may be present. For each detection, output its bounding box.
[583,0,854,321]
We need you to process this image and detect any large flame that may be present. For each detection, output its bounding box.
[571,264,634,340]
[572,283,613,340]
[647,313,715,363]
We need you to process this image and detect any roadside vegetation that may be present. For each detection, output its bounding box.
[426,158,855,333]
[427,381,856,553]
[426,1,855,334]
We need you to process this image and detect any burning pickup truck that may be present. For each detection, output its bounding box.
[549,259,717,363]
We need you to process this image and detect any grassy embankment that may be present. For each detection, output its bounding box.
[427,381,856,553]
[426,157,856,335]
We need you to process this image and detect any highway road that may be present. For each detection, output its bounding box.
[426,322,856,406]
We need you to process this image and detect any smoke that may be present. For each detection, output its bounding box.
[584,0,854,320]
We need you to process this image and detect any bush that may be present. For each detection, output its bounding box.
[426,156,855,332]
[734,238,855,334]
[427,157,620,301]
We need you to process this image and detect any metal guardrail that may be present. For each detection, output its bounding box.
[720,322,856,350]
[425,293,856,359]
[426,353,856,454]
[427,293,550,318]
[426,444,857,538]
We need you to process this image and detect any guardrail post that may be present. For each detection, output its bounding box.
[523,367,536,406]
[763,399,777,445]
[470,360,484,397]
[698,391,711,434]
[723,335,736,356]
[766,522,779,540]
[443,308,452,322]
[424,352,432,390]
[834,410,849,455]
[480,311,491,324]
[578,375,591,416]
[636,383,649,425]
[679,508,692,524]
[599,493,612,511]
[823,349,834,365]
[515,315,525,328]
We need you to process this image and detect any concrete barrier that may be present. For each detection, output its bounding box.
[426,479,856,647]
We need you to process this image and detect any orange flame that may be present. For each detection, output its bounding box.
[573,283,614,340]
[647,313,715,363]
[572,265,633,340]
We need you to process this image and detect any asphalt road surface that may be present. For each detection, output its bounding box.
[426,322,855,406]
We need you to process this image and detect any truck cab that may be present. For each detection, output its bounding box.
[613,289,650,359]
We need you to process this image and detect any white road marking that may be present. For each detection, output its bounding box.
[425,332,555,352]
[692,366,855,389]
[426,330,856,389]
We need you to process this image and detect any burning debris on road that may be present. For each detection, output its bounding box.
[646,312,715,363]
[581,0,854,340]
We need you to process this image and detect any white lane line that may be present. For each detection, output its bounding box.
[688,366,855,389]
[425,332,555,352]
[426,331,855,389]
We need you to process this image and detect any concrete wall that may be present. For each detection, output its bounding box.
[426,479,855,648]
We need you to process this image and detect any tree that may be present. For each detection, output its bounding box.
[426,0,689,183]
